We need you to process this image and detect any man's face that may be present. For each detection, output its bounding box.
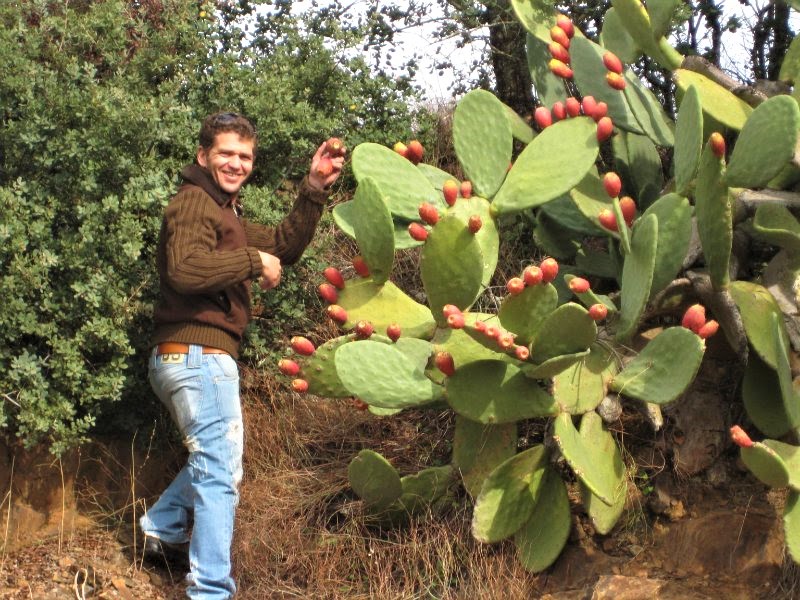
[196,131,255,195]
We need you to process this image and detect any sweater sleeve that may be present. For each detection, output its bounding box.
[241,177,328,265]
[163,189,262,294]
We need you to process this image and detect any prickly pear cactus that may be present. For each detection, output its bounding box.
[275,0,800,575]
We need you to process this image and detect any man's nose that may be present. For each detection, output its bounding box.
[227,155,241,170]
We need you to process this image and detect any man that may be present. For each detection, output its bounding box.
[139,111,343,599]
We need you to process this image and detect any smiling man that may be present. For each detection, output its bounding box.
[140,112,343,599]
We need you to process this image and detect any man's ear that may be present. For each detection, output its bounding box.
[196,146,208,168]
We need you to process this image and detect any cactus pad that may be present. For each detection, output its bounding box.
[448,196,500,286]
[623,71,675,147]
[579,411,627,534]
[785,491,800,565]
[530,302,598,364]
[762,439,800,492]
[498,282,559,346]
[553,343,617,414]
[728,280,788,370]
[348,449,403,510]
[609,326,705,405]
[741,441,790,488]
[743,352,796,439]
[335,340,442,409]
[526,33,567,107]
[694,141,731,289]
[352,177,395,284]
[513,466,571,573]
[351,142,440,221]
[395,465,456,515]
[453,416,518,497]
[673,85,703,195]
[553,412,617,504]
[420,214,485,324]
[612,132,664,208]
[304,335,352,397]
[642,193,693,297]
[453,89,513,198]
[446,359,558,424]
[492,117,600,214]
[725,95,800,189]
[337,279,436,339]
[616,214,658,342]
[752,205,800,254]
[332,200,423,250]
[600,8,639,63]
[673,69,752,131]
[471,445,548,543]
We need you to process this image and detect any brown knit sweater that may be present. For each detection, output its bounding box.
[150,164,329,358]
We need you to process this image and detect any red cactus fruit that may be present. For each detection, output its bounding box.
[355,320,374,339]
[290,336,315,356]
[603,51,623,74]
[598,209,618,232]
[552,101,566,121]
[514,345,530,361]
[548,41,570,64]
[460,180,473,199]
[352,398,369,411]
[681,304,707,333]
[569,277,591,294]
[540,257,559,283]
[386,322,402,342]
[549,25,570,49]
[596,116,614,142]
[393,141,408,156]
[447,312,466,329]
[418,202,440,226]
[291,378,309,393]
[534,106,553,130]
[556,14,575,38]
[405,140,424,164]
[581,95,598,119]
[485,326,501,340]
[434,351,456,377]
[593,102,608,121]
[730,425,754,448]
[326,304,348,324]
[442,304,462,319]
[549,58,573,79]
[325,137,346,157]
[506,277,526,296]
[603,172,622,198]
[352,255,370,277]
[278,358,300,377]
[318,282,339,304]
[443,179,459,206]
[474,320,488,333]
[619,196,637,227]
[316,155,334,178]
[565,97,581,118]
[468,215,483,234]
[523,265,543,286]
[498,332,515,350]
[697,319,719,339]
[606,72,626,90]
[408,222,429,242]
[709,132,726,159]
[588,303,608,321]
[323,266,345,290]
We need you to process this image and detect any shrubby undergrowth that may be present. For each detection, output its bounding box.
[0,0,428,453]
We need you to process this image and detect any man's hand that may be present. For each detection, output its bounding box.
[258,251,282,290]
[308,140,346,191]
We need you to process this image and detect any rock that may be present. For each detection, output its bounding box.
[591,575,664,599]
[653,510,783,586]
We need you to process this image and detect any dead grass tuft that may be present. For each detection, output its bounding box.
[233,369,543,599]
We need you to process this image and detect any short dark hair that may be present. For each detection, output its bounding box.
[198,112,257,150]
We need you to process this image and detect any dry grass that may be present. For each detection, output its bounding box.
[232,372,542,599]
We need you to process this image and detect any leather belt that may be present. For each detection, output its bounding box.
[155,342,228,356]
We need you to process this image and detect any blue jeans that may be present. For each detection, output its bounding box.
[140,345,244,599]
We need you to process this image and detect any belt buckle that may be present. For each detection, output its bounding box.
[161,353,184,364]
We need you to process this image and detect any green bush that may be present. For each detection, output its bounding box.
[0,0,423,454]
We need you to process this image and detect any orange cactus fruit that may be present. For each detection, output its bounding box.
[603,51,623,74]
[540,257,559,283]
[598,209,618,232]
[568,277,591,294]
[317,282,339,304]
[326,304,348,324]
[291,378,309,393]
[606,72,626,90]
[588,303,608,321]
[278,358,300,377]
[619,196,637,227]
[523,265,543,286]
[443,179,459,206]
[596,116,614,142]
[681,304,707,333]
[405,139,424,164]
[323,266,345,290]
[697,319,719,339]
[730,425,754,448]
[290,336,315,356]
[386,323,402,342]
[352,255,370,277]
[506,277,526,296]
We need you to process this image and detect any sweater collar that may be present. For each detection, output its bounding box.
[180,163,237,207]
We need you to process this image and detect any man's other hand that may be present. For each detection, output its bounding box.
[258,251,282,290]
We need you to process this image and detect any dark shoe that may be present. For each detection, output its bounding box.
[141,535,190,572]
